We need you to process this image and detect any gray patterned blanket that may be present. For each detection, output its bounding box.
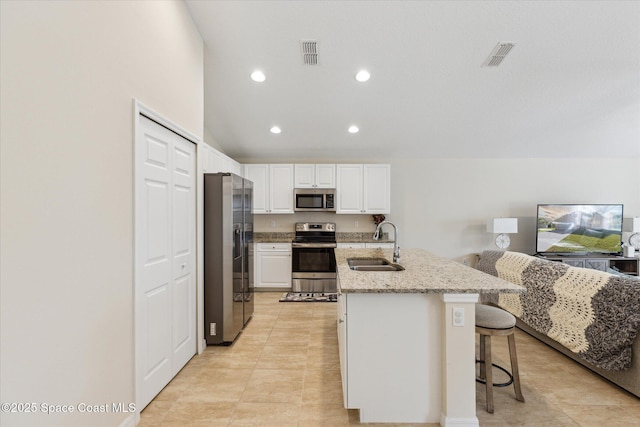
[477,250,640,371]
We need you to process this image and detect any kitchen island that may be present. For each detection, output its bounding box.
[335,248,524,426]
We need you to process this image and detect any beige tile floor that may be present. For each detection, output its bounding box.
[138,292,639,426]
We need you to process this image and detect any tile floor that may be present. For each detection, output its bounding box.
[138,292,639,426]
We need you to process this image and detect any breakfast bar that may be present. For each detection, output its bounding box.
[335,247,524,426]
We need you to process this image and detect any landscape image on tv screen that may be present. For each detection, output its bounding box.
[536,204,623,254]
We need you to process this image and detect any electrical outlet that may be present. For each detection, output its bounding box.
[355,220,359,228]
[271,220,276,228]
[210,323,217,336]
[453,308,465,327]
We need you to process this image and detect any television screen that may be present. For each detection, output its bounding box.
[536,204,623,255]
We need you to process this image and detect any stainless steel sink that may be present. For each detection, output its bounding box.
[347,257,405,271]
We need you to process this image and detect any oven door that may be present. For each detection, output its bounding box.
[292,246,336,276]
[291,245,337,293]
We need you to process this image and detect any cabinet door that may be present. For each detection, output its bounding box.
[316,164,336,188]
[337,243,365,249]
[269,164,294,213]
[200,144,210,172]
[245,164,269,213]
[585,259,608,272]
[256,250,291,288]
[337,293,348,408]
[336,164,364,213]
[563,259,585,268]
[363,164,390,214]
[208,148,224,172]
[365,242,394,249]
[294,164,315,188]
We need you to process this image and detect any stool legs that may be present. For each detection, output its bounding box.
[508,333,525,402]
[480,334,495,413]
[476,327,525,413]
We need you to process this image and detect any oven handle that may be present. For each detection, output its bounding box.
[291,243,337,248]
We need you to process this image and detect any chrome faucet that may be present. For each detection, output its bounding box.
[373,220,400,264]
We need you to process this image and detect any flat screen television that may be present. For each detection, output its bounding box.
[536,204,624,255]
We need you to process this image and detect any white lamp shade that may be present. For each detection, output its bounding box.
[487,218,518,234]
[633,217,640,233]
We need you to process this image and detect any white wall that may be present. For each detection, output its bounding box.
[0,1,203,426]
[253,158,640,263]
[391,158,640,260]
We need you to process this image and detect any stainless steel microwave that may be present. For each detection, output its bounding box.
[294,188,336,212]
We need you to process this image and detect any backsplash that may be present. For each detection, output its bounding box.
[254,231,391,243]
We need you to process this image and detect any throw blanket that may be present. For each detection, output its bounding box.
[477,251,640,371]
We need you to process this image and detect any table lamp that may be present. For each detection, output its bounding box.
[487,218,518,250]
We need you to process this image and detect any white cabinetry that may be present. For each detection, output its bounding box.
[200,143,242,176]
[337,292,442,423]
[255,243,292,289]
[245,164,294,214]
[337,293,348,406]
[337,243,365,249]
[337,242,393,249]
[294,164,336,188]
[336,164,390,214]
[365,242,394,249]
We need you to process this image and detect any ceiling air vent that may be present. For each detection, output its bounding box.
[300,40,319,65]
[482,42,515,67]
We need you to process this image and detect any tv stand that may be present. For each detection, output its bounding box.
[539,254,639,276]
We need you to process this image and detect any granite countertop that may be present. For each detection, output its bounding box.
[336,248,525,294]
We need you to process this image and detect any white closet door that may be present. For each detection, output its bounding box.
[170,134,196,374]
[136,115,196,410]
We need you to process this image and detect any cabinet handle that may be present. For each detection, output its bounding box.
[338,319,344,323]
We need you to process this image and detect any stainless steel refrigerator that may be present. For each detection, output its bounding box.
[204,173,254,345]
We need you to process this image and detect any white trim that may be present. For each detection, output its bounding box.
[118,413,138,427]
[440,413,480,427]
[134,100,200,144]
[133,99,205,417]
[441,293,479,303]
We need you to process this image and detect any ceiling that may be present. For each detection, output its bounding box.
[184,1,640,162]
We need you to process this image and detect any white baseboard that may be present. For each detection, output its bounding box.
[440,413,479,427]
[118,413,138,427]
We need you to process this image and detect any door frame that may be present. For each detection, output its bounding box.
[133,99,206,418]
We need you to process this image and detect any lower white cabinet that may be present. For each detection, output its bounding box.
[255,243,291,289]
[337,242,393,249]
[365,242,394,249]
[337,242,365,249]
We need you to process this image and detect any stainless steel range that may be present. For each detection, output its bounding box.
[291,222,337,294]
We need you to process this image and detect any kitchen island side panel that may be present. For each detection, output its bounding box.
[345,292,442,423]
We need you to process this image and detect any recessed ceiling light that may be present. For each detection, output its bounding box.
[270,126,281,134]
[251,70,266,82]
[348,125,359,134]
[355,70,370,82]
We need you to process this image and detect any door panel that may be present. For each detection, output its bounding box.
[171,134,196,374]
[144,283,171,381]
[136,115,196,410]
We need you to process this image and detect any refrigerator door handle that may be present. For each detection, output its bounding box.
[233,226,242,260]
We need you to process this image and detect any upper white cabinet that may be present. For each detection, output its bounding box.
[294,164,336,188]
[245,164,294,214]
[201,143,242,177]
[336,164,390,214]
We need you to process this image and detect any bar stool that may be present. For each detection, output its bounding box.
[475,303,525,413]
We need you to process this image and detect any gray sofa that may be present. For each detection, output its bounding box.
[477,250,640,398]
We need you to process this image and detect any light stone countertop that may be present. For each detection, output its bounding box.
[336,248,525,294]
[253,231,392,244]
